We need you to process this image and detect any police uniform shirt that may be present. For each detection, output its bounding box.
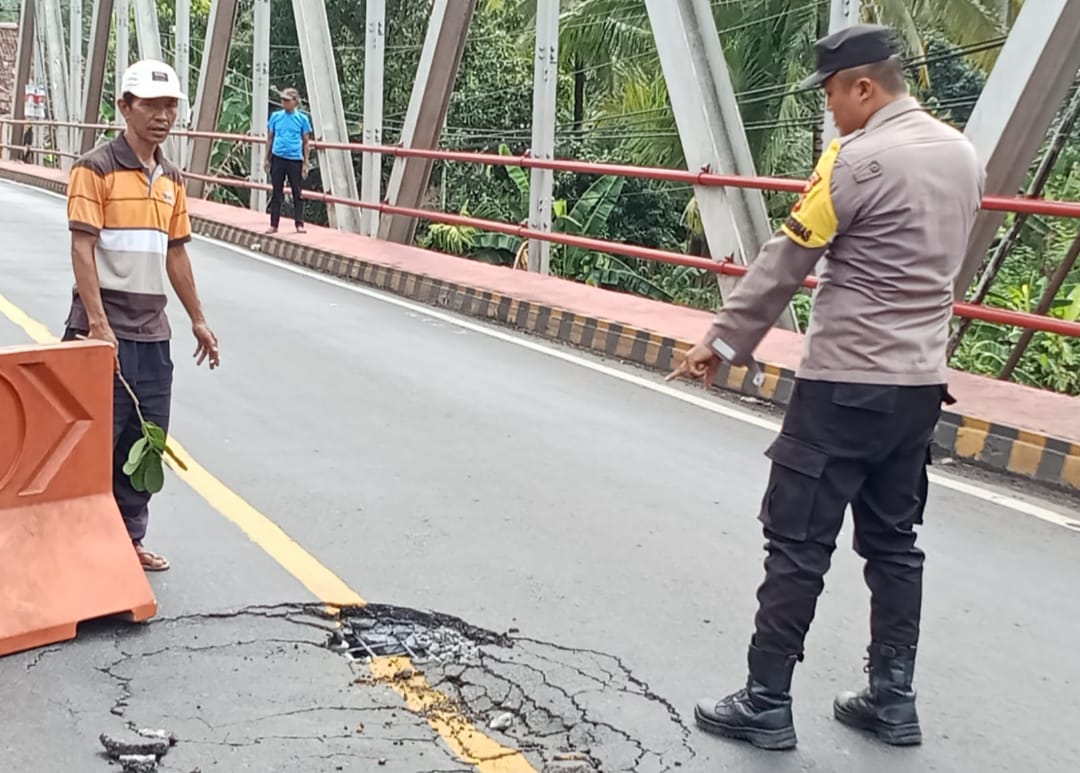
[708,95,985,386]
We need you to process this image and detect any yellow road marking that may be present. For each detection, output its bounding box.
[0,290,536,773]
[166,438,365,606]
[0,292,54,344]
[370,657,535,773]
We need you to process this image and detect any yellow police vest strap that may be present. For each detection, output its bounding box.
[781,138,841,249]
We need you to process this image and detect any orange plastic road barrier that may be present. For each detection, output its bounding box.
[0,340,157,657]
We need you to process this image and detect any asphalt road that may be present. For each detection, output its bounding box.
[1,180,1078,773]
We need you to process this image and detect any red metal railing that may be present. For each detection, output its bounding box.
[5,117,1080,338]
[8,118,1080,218]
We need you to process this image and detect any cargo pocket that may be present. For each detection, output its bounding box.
[914,445,932,525]
[759,434,830,541]
[831,383,898,414]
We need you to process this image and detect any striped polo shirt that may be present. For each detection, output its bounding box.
[66,134,191,341]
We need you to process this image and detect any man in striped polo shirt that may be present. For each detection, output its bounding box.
[63,60,220,572]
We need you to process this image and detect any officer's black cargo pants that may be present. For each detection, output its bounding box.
[753,379,948,656]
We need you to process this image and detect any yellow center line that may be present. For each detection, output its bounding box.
[0,290,536,773]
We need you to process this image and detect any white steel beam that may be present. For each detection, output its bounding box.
[822,0,861,145]
[80,0,114,153]
[187,0,238,198]
[379,0,477,245]
[68,0,84,160]
[360,0,386,237]
[132,0,161,60]
[114,0,129,125]
[291,0,362,231]
[956,0,1080,298]
[174,0,191,168]
[526,0,558,274]
[40,0,70,165]
[250,0,270,212]
[32,7,46,155]
[645,0,797,330]
[132,0,172,155]
[8,0,37,160]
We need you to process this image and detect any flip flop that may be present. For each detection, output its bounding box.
[135,545,170,572]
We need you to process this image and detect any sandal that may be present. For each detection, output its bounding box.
[134,543,170,572]
[295,224,306,234]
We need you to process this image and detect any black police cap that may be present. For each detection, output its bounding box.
[799,24,899,89]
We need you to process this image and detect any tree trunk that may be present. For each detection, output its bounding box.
[573,56,585,133]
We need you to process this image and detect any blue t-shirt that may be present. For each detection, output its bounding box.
[268,109,313,161]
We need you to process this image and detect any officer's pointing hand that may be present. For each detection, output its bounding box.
[666,341,720,386]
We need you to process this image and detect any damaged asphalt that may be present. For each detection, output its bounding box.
[1,603,693,772]
[3,183,1080,772]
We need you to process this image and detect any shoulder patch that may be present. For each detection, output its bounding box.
[852,159,882,183]
[781,139,841,249]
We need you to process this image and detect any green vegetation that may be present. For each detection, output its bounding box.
[71,0,1079,392]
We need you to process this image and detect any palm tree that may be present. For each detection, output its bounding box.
[867,0,1025,72]
[509,0,1025,171]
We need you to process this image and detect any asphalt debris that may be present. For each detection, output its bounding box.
[100,726,178,771]
[335,604,508,664]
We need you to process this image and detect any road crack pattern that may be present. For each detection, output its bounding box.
[339,604,696,772]
[5,603,694,772]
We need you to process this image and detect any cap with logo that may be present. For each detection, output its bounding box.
[799,24,900,89]
[120,60,187,101]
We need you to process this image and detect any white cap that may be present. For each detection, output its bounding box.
[120,60,187,101]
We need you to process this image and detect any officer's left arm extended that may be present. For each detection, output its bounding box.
[705,140,856,364]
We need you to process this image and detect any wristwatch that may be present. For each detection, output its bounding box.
[710,337,766,388]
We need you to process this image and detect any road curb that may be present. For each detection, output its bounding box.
[3,165,1078,494]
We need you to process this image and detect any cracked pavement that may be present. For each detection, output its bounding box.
[1,603,692,772]
[3,183,1080,772]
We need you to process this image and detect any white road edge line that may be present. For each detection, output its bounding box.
[5,179,1078,530]
[199,237,1080,532]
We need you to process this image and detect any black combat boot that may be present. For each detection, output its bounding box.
[834,642,922,746]
[694,645,799,751]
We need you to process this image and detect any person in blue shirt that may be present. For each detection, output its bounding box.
[264,88,313,234]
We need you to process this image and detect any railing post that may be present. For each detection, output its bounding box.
[821,0,861,146]
[67,0,83,161]
[40,0,70,167]
[526,0,558,275]
[360,0,386,237]
[174,0,191,169]
[114,0,128,126]
[250,0,270,213]
[10,0,37,161]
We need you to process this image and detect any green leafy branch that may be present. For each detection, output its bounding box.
[116,370,188,494]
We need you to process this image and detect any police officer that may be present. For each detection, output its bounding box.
[668,25,985,750]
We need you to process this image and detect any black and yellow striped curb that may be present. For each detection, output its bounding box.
[4,165,1079,493]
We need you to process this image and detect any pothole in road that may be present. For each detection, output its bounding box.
[330,604,510,665]
[323,604,696,772]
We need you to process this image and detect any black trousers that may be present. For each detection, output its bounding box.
[752,379,948,658]
[64,329,173,543]
[269,154,304,228]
